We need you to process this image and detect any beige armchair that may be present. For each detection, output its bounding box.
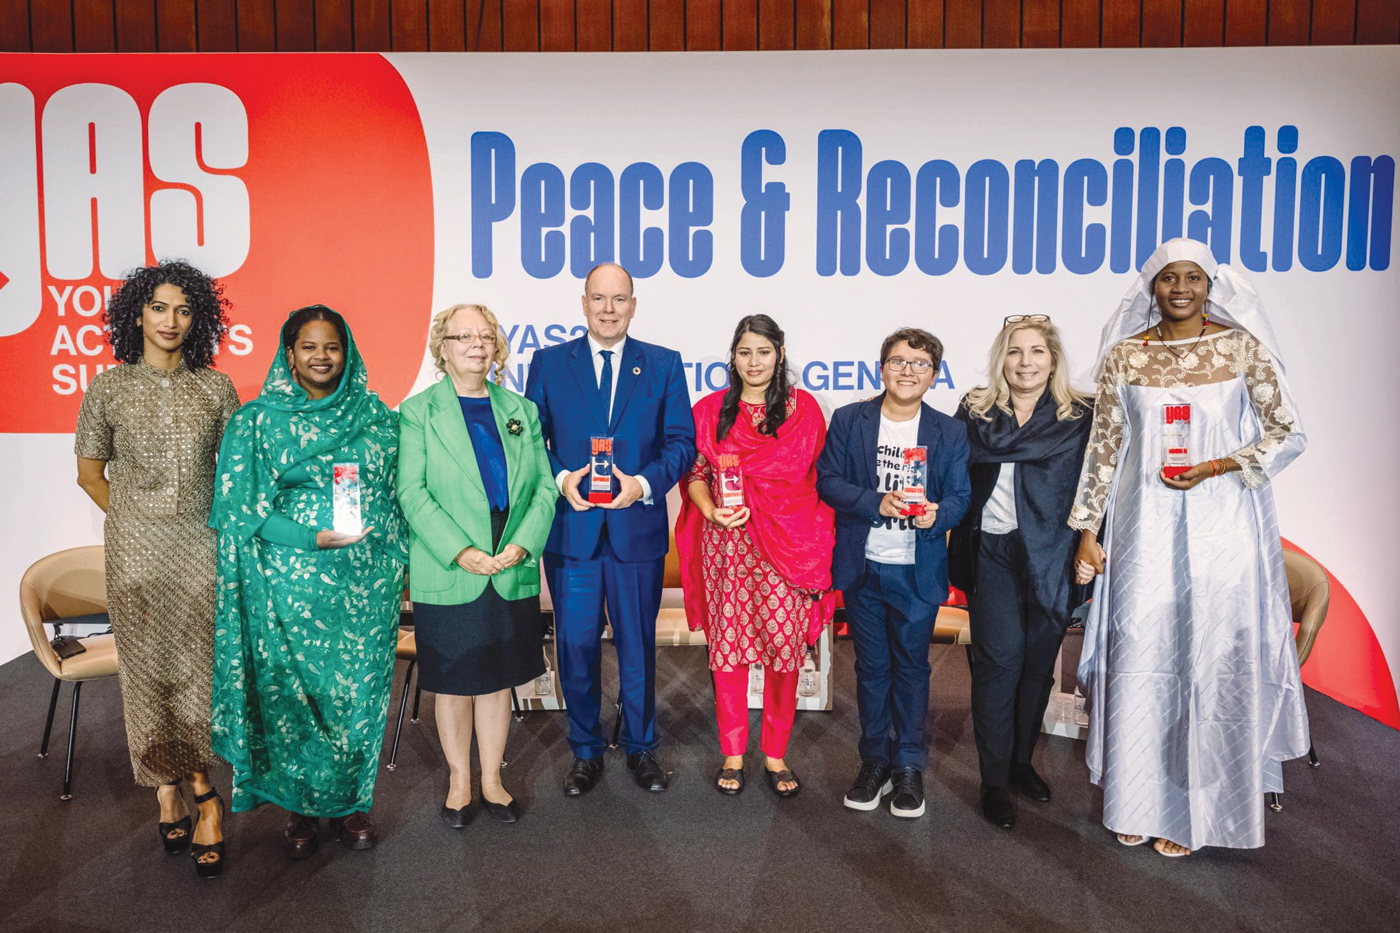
[18,545,119,800]
[1268,548,1330,811]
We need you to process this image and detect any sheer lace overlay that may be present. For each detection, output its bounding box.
[1069,329,1301,533]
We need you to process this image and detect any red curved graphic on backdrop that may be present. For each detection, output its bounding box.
[0,53,432,426]
[1283,539,1400,730]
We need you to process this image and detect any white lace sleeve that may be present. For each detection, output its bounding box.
[1069,347,1126,534]
[1230,333,1306,489]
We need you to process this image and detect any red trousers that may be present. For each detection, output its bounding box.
[713,667,799,758]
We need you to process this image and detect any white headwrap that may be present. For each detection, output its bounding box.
[1087,237,1291,383]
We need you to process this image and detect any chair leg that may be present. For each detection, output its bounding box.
[61,681,83,801]
[1308,742,1318,767]
[1267,792,1282,812]
[608,699,623,750]
[387,660,415,772]
[38,677,62,759]
[510,687,524,723]
[410,682,422,724]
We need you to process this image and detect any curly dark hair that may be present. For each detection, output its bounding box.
[716,314,794,442]
[104,261,231,368]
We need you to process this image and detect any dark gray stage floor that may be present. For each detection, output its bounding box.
[1,640,1396,933]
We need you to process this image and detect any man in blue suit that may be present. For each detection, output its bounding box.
[525,263,696,796]
[816,327,970,819]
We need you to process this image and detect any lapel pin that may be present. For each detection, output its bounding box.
[633,366,641,375]
[506,418,523,437]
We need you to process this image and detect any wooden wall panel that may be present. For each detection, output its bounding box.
[115,0,158,50]
[503,0,539,50]
[983,0,1020,49]
[1269,0,1312,45]
[238,0,277,50]
[277,0,317,50]
[156,0,197,51]
[1355,0,1400,44]
[906,0,943,48]
[723,0,759,49]
[467,0,504,50]
[944,0,981,48]
[1142,0,1182,46]
[540,0,576,50]
[1102,0,1142,47]
[1182,0,1223,47]
[5,0,1396,52]
[760,0,796,50]
[650,0,685,50]
[1023,0,1060,48]
[73,0,117,51]
[429,0,467,51]
[1310,0,1355,45]
[577,0,612,50]
[199,0,240,50]
[1224,0,1267,46]
[613,0,648,51]
[1061,0,1101,47]
[686,0,722,49]
[0,0,32,52]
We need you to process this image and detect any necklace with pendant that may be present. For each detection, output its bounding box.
[1154,320,1208,361]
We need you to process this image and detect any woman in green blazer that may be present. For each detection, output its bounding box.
[397,303,557,827]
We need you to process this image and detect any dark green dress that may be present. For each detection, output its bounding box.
[210,310,407,817]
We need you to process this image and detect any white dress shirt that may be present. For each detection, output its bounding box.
[554,333,653,503]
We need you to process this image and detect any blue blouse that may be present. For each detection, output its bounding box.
[458,395,509,511]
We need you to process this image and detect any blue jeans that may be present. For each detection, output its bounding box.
[843,559,936,770]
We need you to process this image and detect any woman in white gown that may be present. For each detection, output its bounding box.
[1071,237,1310,857]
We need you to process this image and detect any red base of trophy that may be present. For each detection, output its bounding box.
[1162,464,1192,479]
[588,490,614,504]
[899,501,927,517]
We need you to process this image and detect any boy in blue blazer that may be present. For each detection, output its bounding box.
[816,327,970,818]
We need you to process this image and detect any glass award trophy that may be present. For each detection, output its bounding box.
[588,435,615,504]
[332,462,363,535]
[1162,403,1192,478]
[899,445,928,516]
[717,454,745,509]
[748,662,765,696]
[797,645,820,698]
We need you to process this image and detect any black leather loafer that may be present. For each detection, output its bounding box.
[1012,764,1052,802]
[626,750,668,792]
[981,785,1016,829]
[563,756,605,796]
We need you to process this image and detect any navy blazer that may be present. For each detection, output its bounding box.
[525,335,696,563]
[815,394,971,605]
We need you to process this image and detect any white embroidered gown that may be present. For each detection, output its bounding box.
[1070,328,1310,849]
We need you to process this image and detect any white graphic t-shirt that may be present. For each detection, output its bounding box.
[864,410,922,565]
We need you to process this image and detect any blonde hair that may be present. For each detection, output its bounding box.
[963,320,1090,422]
[429,304,509,386]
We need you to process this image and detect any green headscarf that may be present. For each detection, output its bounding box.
[210,306,406,557]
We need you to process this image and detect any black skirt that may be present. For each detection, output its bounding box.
[412,509,545,696]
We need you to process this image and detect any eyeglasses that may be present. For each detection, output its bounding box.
[883,358,934,374]
[442,332,498,346]
[1003,314,1051,327]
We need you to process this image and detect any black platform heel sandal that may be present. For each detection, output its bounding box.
[158,781,191,854]
[189,789,226,879]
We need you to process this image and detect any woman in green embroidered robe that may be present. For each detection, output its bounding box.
[210,305,406,857]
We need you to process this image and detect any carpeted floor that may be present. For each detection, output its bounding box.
[0,639,1396,933]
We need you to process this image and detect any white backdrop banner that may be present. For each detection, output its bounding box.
[1,48,1396,725]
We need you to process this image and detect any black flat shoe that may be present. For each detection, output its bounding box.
[981,785,1016,829]
[1012,765,1052,802]
[158,781,191,854]
[563,756,604,797]
[189,789,226,879]
[440,804,472,829]
[626,750,668,792]
[714,766,744,796]
[481,798,520,824]
[765,768,801,799]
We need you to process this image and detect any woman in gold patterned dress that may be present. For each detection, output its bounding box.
[75,261,240,878]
